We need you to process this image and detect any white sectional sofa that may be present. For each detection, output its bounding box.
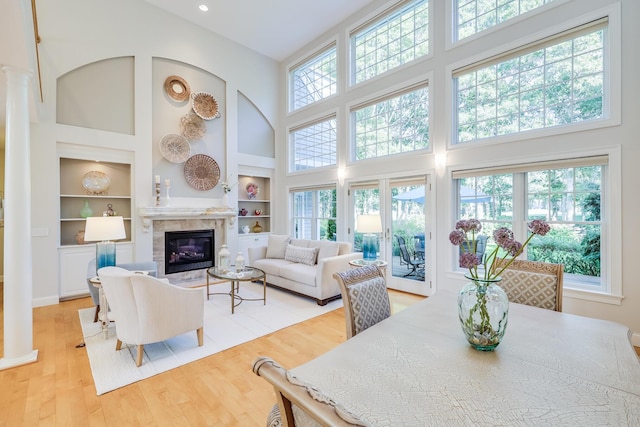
[248,235,360,305]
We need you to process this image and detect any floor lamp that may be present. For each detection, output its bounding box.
[84,216,126,273]
[357,214,382,262]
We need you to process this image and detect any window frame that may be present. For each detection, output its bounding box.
[287,41,338,114]
[447,0,567,48]
[445,6,621,150]
[290,186,338,241]
[348,0,431,87]
[349,79,431,163]
[448,146,622,305]
[288,114,338,173]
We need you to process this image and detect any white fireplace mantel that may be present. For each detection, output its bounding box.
[138,205,236,232]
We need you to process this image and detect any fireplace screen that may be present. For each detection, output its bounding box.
[165,229,214,274]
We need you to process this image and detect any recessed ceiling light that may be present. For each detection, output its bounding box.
[199,4,208,12]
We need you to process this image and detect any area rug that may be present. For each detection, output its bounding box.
[79,281,342,395]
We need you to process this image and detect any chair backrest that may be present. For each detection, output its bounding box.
[253,357,370,427]
[87,259,159,305]
[98,266,205,345]
[97,267,140,339]
[491,258,564,312]
[395,235,412,264]
[333,264,391,339]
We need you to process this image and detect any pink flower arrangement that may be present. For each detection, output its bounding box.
[450,218,550,281]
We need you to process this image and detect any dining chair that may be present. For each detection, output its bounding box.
[333,264,391,339]
[253,356,370,427]
[395,235,425,277]
[491,258,564,312]
[97,266,205,366]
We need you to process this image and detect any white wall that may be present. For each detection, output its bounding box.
[29,0,279,305]
[277,0,640,338]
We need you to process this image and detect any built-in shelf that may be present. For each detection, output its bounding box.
[238,175,270,234]
[59,157,132,246]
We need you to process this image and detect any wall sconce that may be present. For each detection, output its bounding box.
[337,167,346,186]
[435,152,447,177]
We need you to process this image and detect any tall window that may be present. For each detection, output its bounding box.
[292,188,337,241]
[454,20,606,144]
[454,157,605,289]
[352,84,430,161]
[290,45,337,112]
[455,0,558,41]
[289,117,337,172]
[351,0,429,85]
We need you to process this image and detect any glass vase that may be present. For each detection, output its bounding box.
[457,274,509,351]
[80,200,93,218]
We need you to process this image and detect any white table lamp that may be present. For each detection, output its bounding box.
[357,214,382,261]
[84,216,126,272]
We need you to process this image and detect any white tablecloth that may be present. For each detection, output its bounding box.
[292,287,640,426]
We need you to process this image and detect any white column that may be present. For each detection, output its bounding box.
[0,66,38,370]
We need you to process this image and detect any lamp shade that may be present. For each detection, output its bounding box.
[357,214,382,233]
[84,216,126,242]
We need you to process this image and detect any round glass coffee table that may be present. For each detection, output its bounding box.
[206,266,266,314]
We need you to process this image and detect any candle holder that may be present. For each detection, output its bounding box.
[164,184,171,206]
[155,182,161,207]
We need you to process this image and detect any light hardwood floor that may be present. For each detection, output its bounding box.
[0,285,423,426]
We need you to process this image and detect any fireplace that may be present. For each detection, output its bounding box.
[164,229,215,274]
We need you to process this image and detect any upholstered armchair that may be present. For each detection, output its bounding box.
[97,266,205,367]
[491,258,564,312]
[86,259,158,322]
[333,264,391,339]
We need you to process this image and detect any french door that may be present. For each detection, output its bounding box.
[349,175,430,295]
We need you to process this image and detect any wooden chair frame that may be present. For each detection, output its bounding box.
[491,258,564,312]
[253,357,370,427]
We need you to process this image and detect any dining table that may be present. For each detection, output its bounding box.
[290,285,640,426]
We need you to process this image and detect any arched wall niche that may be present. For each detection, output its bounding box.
[238,91,274,158]
[56,56,134,134]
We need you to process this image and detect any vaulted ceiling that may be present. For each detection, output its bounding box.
[0,0,375,134]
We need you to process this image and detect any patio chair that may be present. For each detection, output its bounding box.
[459,235,488,266]
[414,235,425,260]
[396,235,425,277]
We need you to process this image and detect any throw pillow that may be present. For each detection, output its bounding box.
[314,240,341,261]
[266,234,291,259]
[284,244,319,266]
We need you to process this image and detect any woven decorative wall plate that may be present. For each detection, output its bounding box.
[159,134,191,163]
[164,75,191,102]
[180,111,207,141]
[191,91,220,120]
[183,154,220,191]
